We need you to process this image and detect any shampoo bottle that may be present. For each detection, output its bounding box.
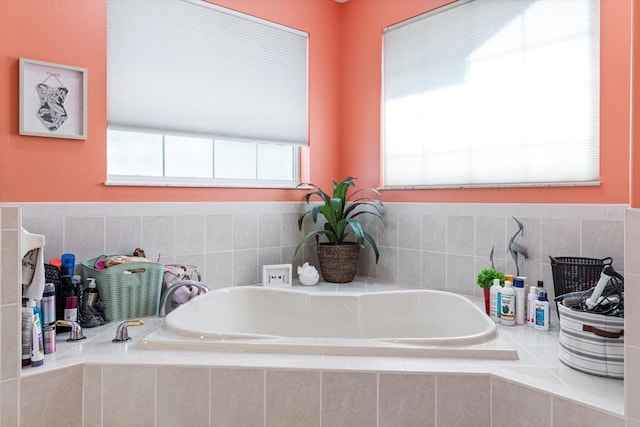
[500,280,516,326]
[27,299,44,367]
[535,291,550,331]
[84,278,99,308]
[513,277,525,325]
[41,282,56,354]
[489,278,502,322]
[21,299,32,367]
[527,285,538,326]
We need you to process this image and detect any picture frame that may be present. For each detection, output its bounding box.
[19,57,87,140]
[262,264,293,288]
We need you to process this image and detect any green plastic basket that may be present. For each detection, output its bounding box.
[82,256,164,322]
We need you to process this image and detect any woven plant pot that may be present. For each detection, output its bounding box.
[316,242,360,283]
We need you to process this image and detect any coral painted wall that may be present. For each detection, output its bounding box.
[340,0,632,204]
[0,0,341,202]
[0,0,634,204]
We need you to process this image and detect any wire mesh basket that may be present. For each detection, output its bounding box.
[549,256,612,298]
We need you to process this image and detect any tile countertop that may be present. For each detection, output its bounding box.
[20,278,624,416]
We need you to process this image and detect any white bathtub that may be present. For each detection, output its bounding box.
[141,286,518,359]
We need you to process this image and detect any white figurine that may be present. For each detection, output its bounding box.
[297,262,320,286]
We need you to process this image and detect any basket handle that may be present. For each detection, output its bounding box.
[582,324,623,339]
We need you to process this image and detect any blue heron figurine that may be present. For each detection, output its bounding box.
[508,217,528,276]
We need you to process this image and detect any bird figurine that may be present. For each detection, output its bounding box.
[508,217,528,276]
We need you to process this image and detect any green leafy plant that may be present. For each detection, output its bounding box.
[476,268,505,289]
[294,177,384,263]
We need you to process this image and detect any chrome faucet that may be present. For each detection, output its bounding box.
[56,320,86,342]
[113,319,144,343]
[159,280,209,317]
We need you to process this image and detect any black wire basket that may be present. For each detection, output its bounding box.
[549,256,613,297]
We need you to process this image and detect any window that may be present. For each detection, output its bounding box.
[107,0,307,187]
[383,0,599,188]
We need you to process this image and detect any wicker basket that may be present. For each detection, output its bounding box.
[82,256,164,322]
[317,243,360,283]
[549,256,612,298]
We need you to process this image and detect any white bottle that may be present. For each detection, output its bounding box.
[513,277,525,325]
[489,278,502,323]
[500,280,516,326]
[527,285,538,326]
[27,299,44,367]
[534,291,550,331]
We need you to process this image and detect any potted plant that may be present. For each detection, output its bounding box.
[294,177,384,283]
[477,268,505,315]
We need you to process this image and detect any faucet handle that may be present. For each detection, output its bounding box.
[112,319,145,343]
[55,320,87,342]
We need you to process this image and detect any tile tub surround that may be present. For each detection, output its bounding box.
[1,203,634,426]
[13,287,625,427]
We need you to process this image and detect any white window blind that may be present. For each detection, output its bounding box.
[107,0,308,145]
[383,0,600,187]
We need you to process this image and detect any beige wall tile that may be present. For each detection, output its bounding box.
[627,417,640,427]
[553,397,624,427]
[1,305,19,381]
[20,365,83,427]
[1,230,19,306]
[0,207,18,230]
[492,378,551,427]
[83,364,102,427]
[265,370,320,427]
[1,378,18,427]
[626,273,640,348]
[103,365,155,427]
[157,366,210,427]
[379,373,435,427]
[626,346,640,420]
[436,374,490,427]
[321,371,377,427]
[211,368,264,427]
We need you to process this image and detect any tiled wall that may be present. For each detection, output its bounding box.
[1,203,635,426]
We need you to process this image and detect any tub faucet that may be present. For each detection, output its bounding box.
[159,280,209,317]
[113,319,144,343]
[55,320,86,342]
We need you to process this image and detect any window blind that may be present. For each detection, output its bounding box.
[107,0,308,145]
[383,0,599,187]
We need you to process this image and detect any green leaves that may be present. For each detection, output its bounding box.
[476,268,505,289]
[296,177,384,264]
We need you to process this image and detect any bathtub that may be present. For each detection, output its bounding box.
[141,286,518,359]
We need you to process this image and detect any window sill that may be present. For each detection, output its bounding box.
[105,176,300,189]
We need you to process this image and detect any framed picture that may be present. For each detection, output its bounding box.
[19,57,87,140]
[262,264,292,288]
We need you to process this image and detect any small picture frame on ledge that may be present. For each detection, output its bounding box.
[262,264,292,288]
[19,57,87,140]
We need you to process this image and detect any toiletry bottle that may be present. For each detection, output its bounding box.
[21,299,32,367]
[27,299,44,367]
[62,276,78,322]
[41,283,56,354]
[84,278,99,308]
[527,284,538,326]
[535,291,550,331]
[489,278,502,322]
[500,280,516,326]
[513,277,525,325]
